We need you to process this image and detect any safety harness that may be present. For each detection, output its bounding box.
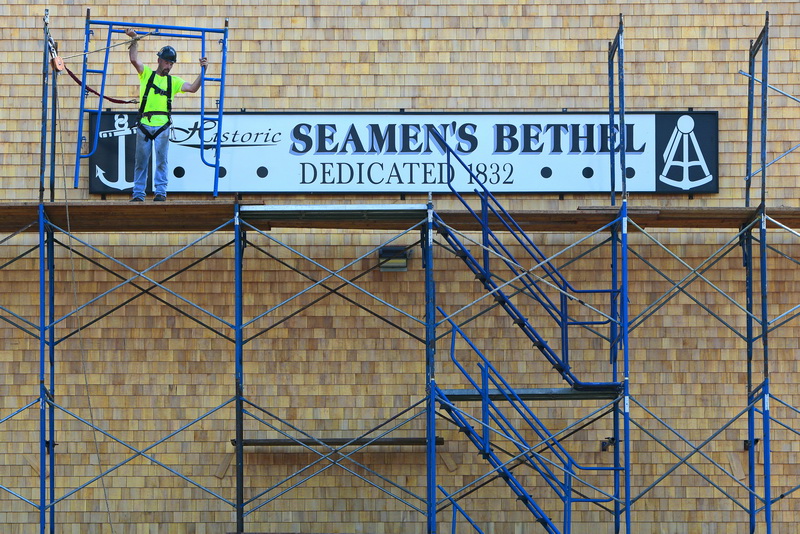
[136,70,173,140]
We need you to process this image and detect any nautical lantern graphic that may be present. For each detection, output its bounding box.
[658,115,713,190]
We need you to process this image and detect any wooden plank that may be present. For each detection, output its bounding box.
[2,201,798,233]
[440,451,458,472]
[233,437,444,447]
[441,387,620,402]
[728,451,746,481]
[214,452,233,479]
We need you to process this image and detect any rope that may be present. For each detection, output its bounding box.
[61,31,156,60]
[54,69,119,534]
[61,31,159,105]
[63,64,137,104]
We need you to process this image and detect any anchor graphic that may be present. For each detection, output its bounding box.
[97,114,136,190]
[658,115,713,190]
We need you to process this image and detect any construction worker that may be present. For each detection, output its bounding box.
[125,28,208,201]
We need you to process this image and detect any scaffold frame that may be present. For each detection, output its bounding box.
[5,9,800,534]
[70,11,229,197]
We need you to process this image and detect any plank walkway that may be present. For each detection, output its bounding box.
[1,201,792,233]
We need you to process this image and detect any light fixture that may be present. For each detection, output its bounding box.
[378,245,410,272]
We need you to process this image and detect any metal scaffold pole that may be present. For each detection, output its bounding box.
[744,214,757,534]
[611,217,622,534]
[37,205,47,533]
[756,17,772,527]
[39,12,51,203]
[36,204,57,533]
[40,10,61,202]
[234,204,245,533]
[744,12,771,533]
[424,202,437,534]
[608,14,628,532]
[46,222,56,534]
[620,200,631,534]
[608,15,626,207]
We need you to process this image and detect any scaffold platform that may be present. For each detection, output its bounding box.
[1,201,795,233]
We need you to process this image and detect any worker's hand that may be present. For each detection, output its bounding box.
[125,28,139,39]
[199,57,209,69]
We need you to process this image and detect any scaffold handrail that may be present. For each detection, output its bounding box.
[744,12,769,207]
[436,136,574,294]
[608,14,627,202]
[441,310,619,473]
[434,214,620,390]
[427,131,623,390]
[435,389,560,531]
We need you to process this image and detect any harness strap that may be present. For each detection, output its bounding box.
[136,70,173,138]
[137,122,171,141]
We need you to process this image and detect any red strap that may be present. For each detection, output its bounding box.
[64,65,137,105]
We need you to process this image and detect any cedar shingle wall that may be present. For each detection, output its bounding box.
[3,1,799,205]
[2,1,800,532]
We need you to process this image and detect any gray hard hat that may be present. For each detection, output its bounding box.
[157,46,177,63]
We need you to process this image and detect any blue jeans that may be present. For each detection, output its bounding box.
[132,125,170,199]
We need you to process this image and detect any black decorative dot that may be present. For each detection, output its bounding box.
[257,166,269,178]
[219,167,227,178]
[541,167,553,179]
[173,167,186,178]
[582,167,594,179]
[626,167,636,179]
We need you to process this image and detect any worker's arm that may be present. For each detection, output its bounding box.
[124,28,144,75]
[181,57,209,93]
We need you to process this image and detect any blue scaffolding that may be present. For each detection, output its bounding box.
[9,9,800,534]
[71,11,229,196]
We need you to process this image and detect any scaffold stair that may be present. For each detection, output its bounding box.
[436,315,620,532]
[434,215,617,392]
[436,385,561,533]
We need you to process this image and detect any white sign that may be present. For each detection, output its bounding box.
[89,112,718,195]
